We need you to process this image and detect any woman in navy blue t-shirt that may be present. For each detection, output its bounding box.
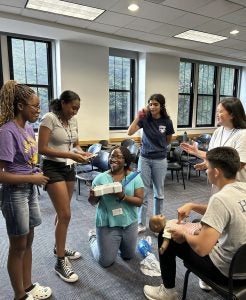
[128,94,174,233]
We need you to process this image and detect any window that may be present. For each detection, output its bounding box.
[178,60,240,128]
[196,63,216,127]
[109,55,135,130]
[8,36,52,130]
[220,66,238,100]
[178,61,194,127]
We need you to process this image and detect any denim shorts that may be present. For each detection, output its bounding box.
[42,160,76,184]
[1,183,42,236]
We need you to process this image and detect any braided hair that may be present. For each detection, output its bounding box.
[0,80,35,126]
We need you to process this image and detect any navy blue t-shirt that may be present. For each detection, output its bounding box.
[138,115,175,159]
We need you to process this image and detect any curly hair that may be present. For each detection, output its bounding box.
[109,145,133,170]
[147,93,170,119]
[50,90,80,114]
[0,80,35,126]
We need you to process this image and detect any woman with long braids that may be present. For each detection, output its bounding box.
[88,146,144,267]
[128,94,175,233]
[0,81,51,300]
[38,91,91,283]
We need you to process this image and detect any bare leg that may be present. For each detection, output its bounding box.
[47,181,75,257]
[23,229,34,289]
[8,234,29,299]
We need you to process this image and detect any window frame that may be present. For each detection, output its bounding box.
[219,66,239,99]
[178,60,194,128]
[178,59,240,129]
[196,63,217,127]
[7,35,53,131]
[109,49,137,131]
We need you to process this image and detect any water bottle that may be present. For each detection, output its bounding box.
[183,131,188,142]
[138,239,152,257]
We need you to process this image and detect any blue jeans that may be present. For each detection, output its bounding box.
[89,222,138,267]
[138,156,167,226]
[1,183,41,236]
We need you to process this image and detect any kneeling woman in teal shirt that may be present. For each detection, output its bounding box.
[88,146,144,267]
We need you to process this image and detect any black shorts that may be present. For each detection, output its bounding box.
[42,160,76,184]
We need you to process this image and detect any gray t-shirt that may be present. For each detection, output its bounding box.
[40,112,78,163]
[201,181,246,276]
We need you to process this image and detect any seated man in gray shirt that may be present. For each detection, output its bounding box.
[143,146,246,300]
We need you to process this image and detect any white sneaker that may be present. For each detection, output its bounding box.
[144,284,178,300]
[138,224,147,233]
[25,295,34,300]
[199,279,212,291]
[27,282,52,299]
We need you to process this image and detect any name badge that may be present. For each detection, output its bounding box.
[112,208,123,216]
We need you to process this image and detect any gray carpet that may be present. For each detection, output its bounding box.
[0,171,223,299]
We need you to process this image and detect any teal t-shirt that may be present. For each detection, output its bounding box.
[92,171,144,227]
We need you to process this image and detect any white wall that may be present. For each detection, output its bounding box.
[58,41,109,141]
[57,42,185,141]
[145,53,180,131]
[57,42,216,141]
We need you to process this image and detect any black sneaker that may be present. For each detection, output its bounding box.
[54,247,81,260]
[55,257,78,283]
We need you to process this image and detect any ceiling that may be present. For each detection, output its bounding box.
[1,0,246,65]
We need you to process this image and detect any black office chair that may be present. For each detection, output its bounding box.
[194,134,211,151]
[182,243,246,300]
[181,153,201,180]
[121,138,135,147]
[76,143,102,174]
[167,146,186,189]
[99,139,111,150]
[76,150,110,200]
[127,143,140,170]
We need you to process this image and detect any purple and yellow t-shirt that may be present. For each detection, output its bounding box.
[0,121,38,174]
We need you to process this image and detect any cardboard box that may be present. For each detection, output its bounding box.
[93,182,122,196]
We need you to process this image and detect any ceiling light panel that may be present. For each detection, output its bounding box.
[174,30,227,44]
[26,0,105,21]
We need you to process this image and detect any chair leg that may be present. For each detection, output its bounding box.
[76,178,81,201]
[176,171,180,182]
[37,185,40,195]
[181,170,186,189]
[182,269,191,300]
[187,164,190,180]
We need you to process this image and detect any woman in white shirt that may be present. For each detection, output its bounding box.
[181,97,246,182]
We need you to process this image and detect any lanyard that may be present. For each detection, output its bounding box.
[59,118,73,151]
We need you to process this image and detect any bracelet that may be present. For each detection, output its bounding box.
[119,193,126,202]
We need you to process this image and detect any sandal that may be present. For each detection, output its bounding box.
[27,283,52,299]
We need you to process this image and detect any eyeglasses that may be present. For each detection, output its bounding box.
[110,155,124,160]
[26,104,41,110]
